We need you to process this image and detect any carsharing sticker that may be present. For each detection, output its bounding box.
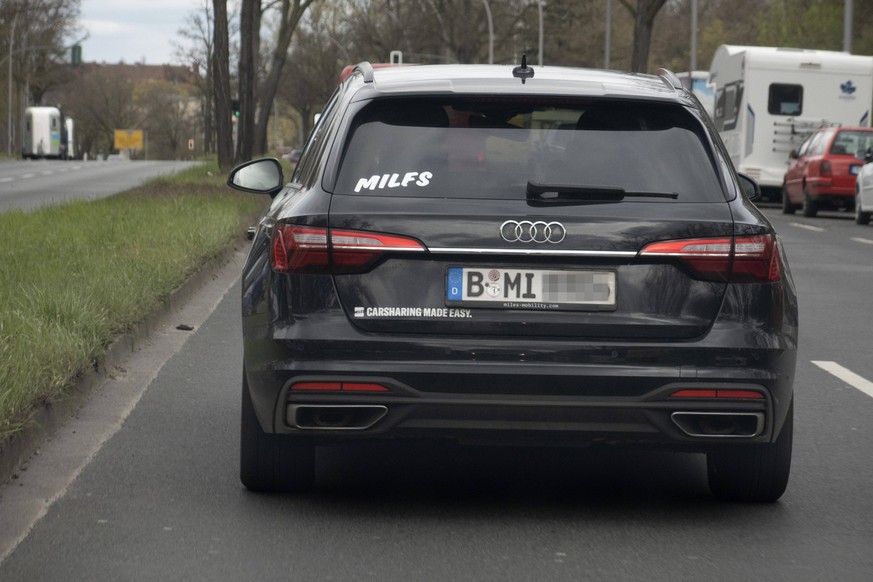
[354,306,472,319]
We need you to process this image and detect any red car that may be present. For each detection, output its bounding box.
[782,126,873,217]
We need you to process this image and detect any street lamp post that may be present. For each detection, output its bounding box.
[482,0,493,65]
[844,0,853,53]
[605,0,611,69]
[537,1,544,66]
[690,0,698,71]
[7,13,17,157]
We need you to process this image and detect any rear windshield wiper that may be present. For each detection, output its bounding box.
[526,181,678,204]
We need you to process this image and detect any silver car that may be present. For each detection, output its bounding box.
[855,149,873,224]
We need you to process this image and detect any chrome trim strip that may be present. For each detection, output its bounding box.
[333,245,426,252]
[427,247,638,257]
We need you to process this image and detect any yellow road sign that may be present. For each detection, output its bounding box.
[114,129,144,150]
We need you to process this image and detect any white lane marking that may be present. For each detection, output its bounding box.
[812,361,873,399]
[790,222,825,232]
[851,237,873,245]
[0,166,83,184]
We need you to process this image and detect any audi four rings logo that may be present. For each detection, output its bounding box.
[500,220,566,244]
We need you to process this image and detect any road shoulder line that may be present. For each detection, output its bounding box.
[812,360,873,399]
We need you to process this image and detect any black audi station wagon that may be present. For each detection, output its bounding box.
[228,62,798,501]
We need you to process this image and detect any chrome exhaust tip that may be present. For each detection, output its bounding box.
[671,411,764,438]
[288,404,388,431]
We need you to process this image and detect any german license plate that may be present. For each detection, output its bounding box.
[851,165,861,175]
[446,267,616,311]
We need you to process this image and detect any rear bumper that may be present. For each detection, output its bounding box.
[278,381,776,448]
[243,332,796,450]
[807,192,856,210]
[806,179,856,199]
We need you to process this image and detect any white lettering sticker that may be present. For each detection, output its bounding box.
[354,306,472,319]
[354,171,433,193]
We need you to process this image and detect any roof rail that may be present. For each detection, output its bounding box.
[656,68,683,91]
[353,61,375,83]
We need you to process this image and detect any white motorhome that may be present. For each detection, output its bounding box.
[22,106,70,159]
[709,45,873,197]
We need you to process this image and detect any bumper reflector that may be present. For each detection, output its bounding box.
[291,381,390,393]
[670,389,764,399]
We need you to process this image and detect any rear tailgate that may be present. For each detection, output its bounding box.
[328,195,734,340]
[324,95,735,340]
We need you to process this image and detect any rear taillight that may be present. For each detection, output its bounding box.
[271,225,425,273]
[640,234,780,283]
[820,160,832,176]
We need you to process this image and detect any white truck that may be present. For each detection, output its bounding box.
[22,106,71,159]
[708,45,873,199]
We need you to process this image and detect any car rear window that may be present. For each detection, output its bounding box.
[334,97,726,202]
[830,130,873,156]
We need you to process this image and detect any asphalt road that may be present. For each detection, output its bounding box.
[1,205,872,581]
[0,159,201,212]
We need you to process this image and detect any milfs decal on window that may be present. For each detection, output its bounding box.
[354,171,433,192]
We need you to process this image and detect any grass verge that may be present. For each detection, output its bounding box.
[0,159,265,437]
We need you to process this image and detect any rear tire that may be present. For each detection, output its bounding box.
[801,187,818,217]
[856,191,871,225]
[240,370,315,493]
[707,399,793,502]
[781,185,796,215]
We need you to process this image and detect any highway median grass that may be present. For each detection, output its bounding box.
[0,160,265,438]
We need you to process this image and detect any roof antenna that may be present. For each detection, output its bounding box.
[512,54,535,84]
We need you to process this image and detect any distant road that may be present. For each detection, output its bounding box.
[0,159,201,213]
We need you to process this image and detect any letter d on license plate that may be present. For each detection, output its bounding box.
[446,266,615,311]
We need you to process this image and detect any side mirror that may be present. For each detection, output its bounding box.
[789,149,799,160]
[737,173,761,201]
[227,158,285,197]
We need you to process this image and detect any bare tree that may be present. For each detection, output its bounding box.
[1,0,82,153]
[213,0,234,170]
[140,80,198,160]
[280,4,348,145]
[2,0,82,99]
[251,0,318,157]
[619,0,668,73]
[62,65,139,157]
[175,0,215,156]
[236,0,261,162]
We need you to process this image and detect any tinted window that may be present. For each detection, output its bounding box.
[768,84,803,116]
[714,82,742,131]
[335,97,724,203]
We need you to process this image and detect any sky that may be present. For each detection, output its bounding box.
[79,0,207,65]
